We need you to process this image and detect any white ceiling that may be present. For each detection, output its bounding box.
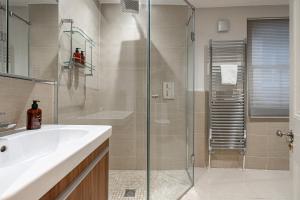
[189,0,289,8]
[100,0,289,8]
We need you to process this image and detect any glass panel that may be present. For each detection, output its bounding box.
[58,1,149,199]
[186,7,195,183]
[8,0,29,77]
[0,0,57,81]
[0,0,7,73]
[149,2,195,199]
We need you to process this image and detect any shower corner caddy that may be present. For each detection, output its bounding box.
[208,39,247,169]
[61,19,96,76]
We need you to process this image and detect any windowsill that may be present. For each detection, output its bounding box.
[248,116,289,122]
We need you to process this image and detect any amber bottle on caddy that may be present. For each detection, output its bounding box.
[27,100,42,130]
[73,48,81,63]
[80,50,86,65]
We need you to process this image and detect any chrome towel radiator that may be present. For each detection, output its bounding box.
[208,40,247,168]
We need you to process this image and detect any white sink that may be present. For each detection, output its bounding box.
[0,125,112,200]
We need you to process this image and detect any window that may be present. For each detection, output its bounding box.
[247,19,289,117]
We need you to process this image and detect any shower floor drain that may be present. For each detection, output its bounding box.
[124,189,136,197]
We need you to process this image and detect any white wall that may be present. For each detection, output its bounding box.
[290,0,300,199]
[194,5,289,91]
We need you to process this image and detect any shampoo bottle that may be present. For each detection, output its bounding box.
[27,100,42,130]
[80,51,86,65]
[73,48,81,63]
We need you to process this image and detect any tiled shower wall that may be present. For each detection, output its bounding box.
[99,4,146,169]
[149,5,189,170]
[194,91,208,167]
[58,0,102,122]
[195,5,290,170]
[100,4,189,170]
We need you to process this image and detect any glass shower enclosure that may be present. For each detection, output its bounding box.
[148,1,195,199]
[57,0,195,199]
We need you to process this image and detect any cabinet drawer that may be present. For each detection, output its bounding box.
[40,140,109,200]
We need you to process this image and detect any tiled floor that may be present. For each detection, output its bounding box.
[109,170,146,200]
[182,168,292,200]
[109,168,292,200]
[109,170,191,200]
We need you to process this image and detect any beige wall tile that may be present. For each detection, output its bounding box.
[246,135,268,157]
[267,134,290,158]
[0,76,54,129]
[194,134,207,167]
[245,156,268,169]
[110,156,137,170]
[100,4,189,170]
[210,150,243,168]
[247,121,268,135]
[110,138,137,157]
[267,157,289,170]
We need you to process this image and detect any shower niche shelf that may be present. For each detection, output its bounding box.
[61,19,96,76]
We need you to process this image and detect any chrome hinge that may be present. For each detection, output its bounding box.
[191,32,195,42]
[191,154,195,165]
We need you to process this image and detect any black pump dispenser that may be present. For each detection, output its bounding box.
[32,100,40,109]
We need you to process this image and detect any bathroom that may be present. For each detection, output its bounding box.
[0,0,299,200]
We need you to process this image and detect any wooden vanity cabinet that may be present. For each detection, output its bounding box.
[40,140,109,200]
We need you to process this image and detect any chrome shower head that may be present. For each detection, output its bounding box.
[121,0,139,14]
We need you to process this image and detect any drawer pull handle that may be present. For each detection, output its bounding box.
[56,147,109,200]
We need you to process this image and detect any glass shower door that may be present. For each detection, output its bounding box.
[148,2,195,199]
[186,7,195,183]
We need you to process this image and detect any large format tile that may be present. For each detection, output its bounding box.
[182,168,292,200]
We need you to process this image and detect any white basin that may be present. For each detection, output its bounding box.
[0,125,112,200]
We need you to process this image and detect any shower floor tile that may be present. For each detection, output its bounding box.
[109,170,192,200]
[110,168,292,200]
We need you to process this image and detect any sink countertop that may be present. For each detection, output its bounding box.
[0,125,112,200]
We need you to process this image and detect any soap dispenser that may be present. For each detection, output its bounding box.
[27,100,42,130]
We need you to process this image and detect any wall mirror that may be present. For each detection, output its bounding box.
[0,0,58,81]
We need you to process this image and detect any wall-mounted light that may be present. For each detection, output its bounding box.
[217,19,230,33]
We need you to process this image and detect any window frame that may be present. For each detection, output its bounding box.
[247,17,290,119]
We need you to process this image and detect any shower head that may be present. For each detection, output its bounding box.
[121,0,139,14]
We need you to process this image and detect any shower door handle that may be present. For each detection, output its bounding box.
[276,130,294,150]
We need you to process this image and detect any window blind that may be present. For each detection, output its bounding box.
[247,19,289,117]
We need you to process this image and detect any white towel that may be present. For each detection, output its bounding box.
[220,64,238,85]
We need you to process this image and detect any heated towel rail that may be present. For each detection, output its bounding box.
[208,40,247,169]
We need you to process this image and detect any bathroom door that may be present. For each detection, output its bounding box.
[290,0,300,199]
